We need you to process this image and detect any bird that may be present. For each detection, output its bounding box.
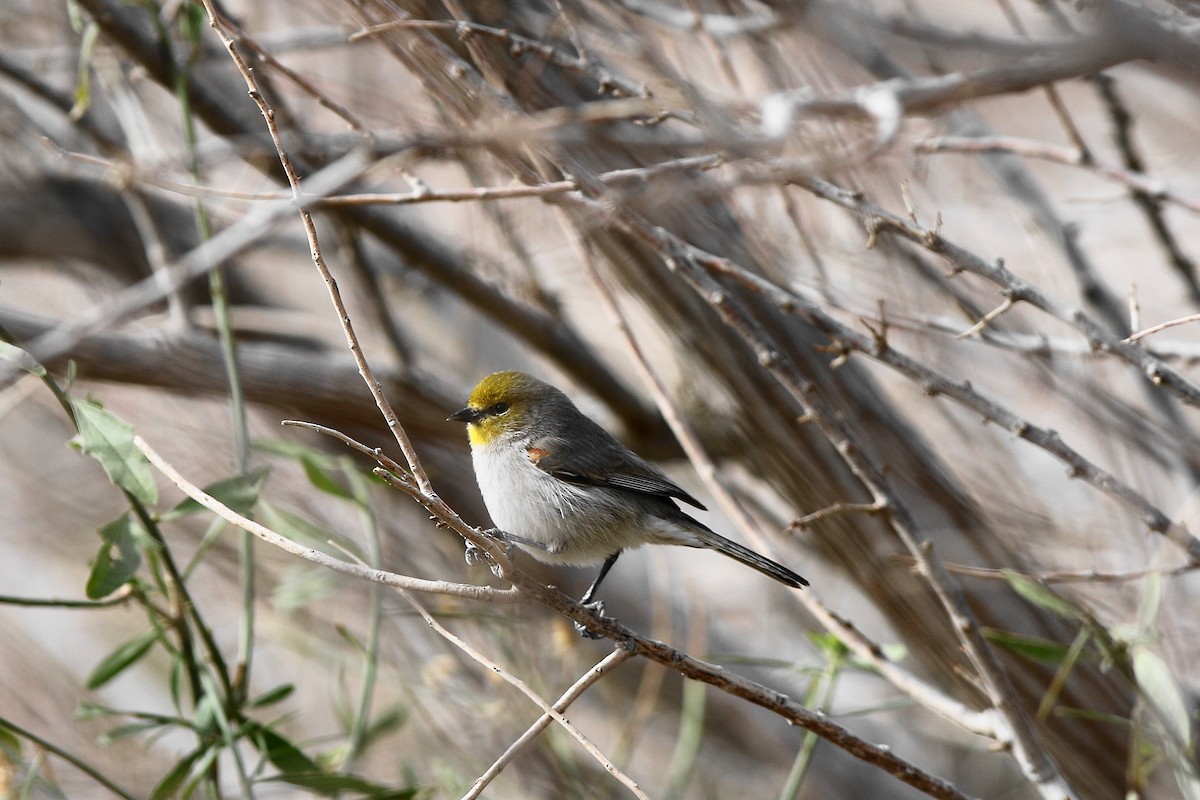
[449,370,808,631]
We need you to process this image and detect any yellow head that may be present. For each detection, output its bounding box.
[448,370,555,447]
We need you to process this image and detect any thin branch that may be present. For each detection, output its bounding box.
[1093,74,1200,305]
[351,18,647,99]
[463,646,637,800]
[397,592,649,800]
[1126,313,1200,343]
[0,586,135,608]
[787,502,888,531]
[0,715,138,800]
[509,573,981,800]
[957,298,1016,340]
[931,559,1199,585]
[198,0,437,495]
[759,35,1141,137]
[917,135,1200,215]
[285,421,514,571]
[134,434,519,603]
[769,168,1200,425]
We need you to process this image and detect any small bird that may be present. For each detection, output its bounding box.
[449,371,807,630]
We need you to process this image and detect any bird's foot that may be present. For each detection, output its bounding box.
[463,530,514,575]
[574,599,607,639]
[462,539,487,567]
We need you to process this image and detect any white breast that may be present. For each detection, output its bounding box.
[469,439,673,565]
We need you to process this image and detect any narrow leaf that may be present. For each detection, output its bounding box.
[161,466,269,521]
[251,725,321,775]
[1133,646,1191,745]
[263,772,418,798]
[99,720,168,745]
[86,513,143,598]
[0,341,46,377]
[301,455,354,500]
[150,748,203,800]
[1135,572,1162,632]
[87,629,159,689]
[249,683,295,709]
[1002,571,1084,620]
[71,398,157,505]
[983,627,1079,663]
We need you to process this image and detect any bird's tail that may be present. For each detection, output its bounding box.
[693,526,808,588]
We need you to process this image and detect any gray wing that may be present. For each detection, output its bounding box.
[530,431,707,511]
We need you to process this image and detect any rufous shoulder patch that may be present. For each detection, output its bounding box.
[527,446,549,464]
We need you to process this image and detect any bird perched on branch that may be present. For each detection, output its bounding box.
[450,370,807,634]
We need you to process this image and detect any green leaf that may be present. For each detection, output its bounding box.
[86,513,143,598]
[1136,572,1162,631]
[301,455,354,500]
[70,21,99,120]
[70,398,157,505]
[261,772,416,798]
[161,466,270,521]
[252,438,314,460]
[983,627,1081,663]
[259,500,363,559]
[806,633,854,657]
[151,748,203,800]
[0,341,46,377]
[87,629,159,689]
[1132,646,1191,745]
[356,704,408,753]
[249,683,295,708]
[1002,571,1085,620]
[250,726,321,775]
[98,720,168,745]
[255,438,363,501]
[271,564,337,613]
[0,723,21,754]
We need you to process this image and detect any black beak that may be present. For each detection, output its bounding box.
[448,406,481,424]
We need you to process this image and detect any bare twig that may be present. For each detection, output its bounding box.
[284,421,513,571]
[463,646,637,800]
[787,502,888,531]
[770,168,1200,419]
[930,559,1199,585]
[351,18,647,99]
[956,298,1016,340]
[397,592,649,800]
[134,434,519,602]
[198,0,437,492]
[1126,313,1200,343]
[917,135,1200,215]
[1093,74,1200,305]
[509,572,981,800]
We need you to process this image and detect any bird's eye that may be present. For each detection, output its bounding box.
[489,401,511,416]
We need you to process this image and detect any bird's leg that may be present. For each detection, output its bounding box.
[574,551,620,638]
